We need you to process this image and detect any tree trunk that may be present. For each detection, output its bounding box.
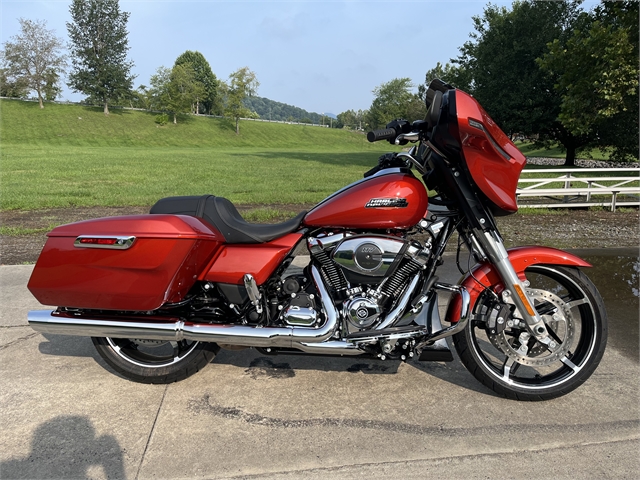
[564,146,576,167]
[37,89,44,109]
[104,101,109,115]
[173,114,177,124]
[235,117,239,135]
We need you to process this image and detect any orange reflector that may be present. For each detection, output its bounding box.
[513,284,536,316]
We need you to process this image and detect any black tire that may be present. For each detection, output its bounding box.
[92,337,219,384]
[453,266,607,401]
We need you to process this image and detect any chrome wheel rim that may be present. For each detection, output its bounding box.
[106,337,200,368]
[468,266,598,390]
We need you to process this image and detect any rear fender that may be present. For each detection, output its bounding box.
[444,246,591,323]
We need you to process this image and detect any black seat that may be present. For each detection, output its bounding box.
[150,195,307,244]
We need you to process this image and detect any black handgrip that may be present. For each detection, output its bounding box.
[367,128,396,143]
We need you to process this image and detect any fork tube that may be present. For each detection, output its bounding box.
[474,228,552,344]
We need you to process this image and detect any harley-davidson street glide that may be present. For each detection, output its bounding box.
[27,80,607,400]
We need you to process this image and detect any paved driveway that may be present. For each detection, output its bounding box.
[1,253,638,479]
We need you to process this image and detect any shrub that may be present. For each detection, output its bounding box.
[155,113,169,126]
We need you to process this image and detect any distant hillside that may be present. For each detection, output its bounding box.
[243,96,333,125]
[0,98,376,150]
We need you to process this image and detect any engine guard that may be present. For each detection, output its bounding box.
[444,246,591,324]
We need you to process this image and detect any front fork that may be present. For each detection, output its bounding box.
[472,229,558,351]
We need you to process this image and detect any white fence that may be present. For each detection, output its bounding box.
[517,168,640,211]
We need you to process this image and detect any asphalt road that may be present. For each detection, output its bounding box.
[1,254,638,480]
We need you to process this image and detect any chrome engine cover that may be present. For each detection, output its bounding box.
[332,236,406,277]
[344,296,381,329]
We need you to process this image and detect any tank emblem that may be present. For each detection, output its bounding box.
[365,198,408,208]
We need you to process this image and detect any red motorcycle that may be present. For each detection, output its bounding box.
[27,80,607,400]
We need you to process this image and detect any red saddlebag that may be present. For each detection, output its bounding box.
[28,215,222,311]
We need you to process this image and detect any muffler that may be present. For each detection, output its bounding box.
[28,266,338,348]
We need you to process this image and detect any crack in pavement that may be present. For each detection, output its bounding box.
[0,332,39,350]
[188,393,640,437]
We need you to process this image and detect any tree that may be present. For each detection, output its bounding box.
[0,18,66,108]
[538,1,639,162]
[174,51,219,115]
[455,1,586,165]
[0,68,29,98]
[128,84,150,109]
[223,67,259,135]
[67,0,135,115]
[149,64,205,124]
[367,78,418,129]
[421,61,472,96]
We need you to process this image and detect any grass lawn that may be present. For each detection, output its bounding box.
[1,99,636,212]
[0,146,393,210]
[514,141,613,161]
[1,99,392,210]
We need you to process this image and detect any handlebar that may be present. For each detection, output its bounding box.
[366,128,396,143]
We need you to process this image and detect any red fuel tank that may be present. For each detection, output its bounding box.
[303,171,428,230]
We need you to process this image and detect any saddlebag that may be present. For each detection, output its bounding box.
[28,215,222,311]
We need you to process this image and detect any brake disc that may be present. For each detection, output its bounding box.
[487,288,574,367]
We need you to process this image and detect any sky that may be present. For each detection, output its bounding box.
[1,0,601,115]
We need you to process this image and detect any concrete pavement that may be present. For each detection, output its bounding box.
[1,254,638,479]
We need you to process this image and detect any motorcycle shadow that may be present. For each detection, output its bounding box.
[213,346,496,396]
[213,347,402,376]
[37,333,98,359]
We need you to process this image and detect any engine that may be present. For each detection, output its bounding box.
[308,233,431,333]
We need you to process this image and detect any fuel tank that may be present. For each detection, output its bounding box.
[303,169,428,230]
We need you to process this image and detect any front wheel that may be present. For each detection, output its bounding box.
[453,265,607,401]
[92,337,219,384]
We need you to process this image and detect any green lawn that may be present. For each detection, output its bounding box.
[0,99,394,210]
[1,146,395,210]
[1,99,635,212]
[514,141,612,160]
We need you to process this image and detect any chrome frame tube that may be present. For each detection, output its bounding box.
[292,340,365,355]
[414,283,470,351]
[375,275,421,330]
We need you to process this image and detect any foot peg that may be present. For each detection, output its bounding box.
[418,343,454,362]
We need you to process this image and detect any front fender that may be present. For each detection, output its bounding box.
[444,246,591,324]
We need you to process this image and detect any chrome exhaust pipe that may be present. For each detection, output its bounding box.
[28,266,339,349]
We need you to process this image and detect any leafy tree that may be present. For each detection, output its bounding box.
[337,109,368,130]
[149,67,171,110]
[67,0,135,115]
[149,64,204,124]
[0,18,66,108]
[538,0,639,162]
[366,78,418,129]
[455,1,586,165]
[223,67,259,135]
[42,69,62,101]
[420,61,472,97]
[128,84,151,109]
[0,67,29,98]
[174,50,219,115]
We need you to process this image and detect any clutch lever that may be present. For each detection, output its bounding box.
[395,132,420,144]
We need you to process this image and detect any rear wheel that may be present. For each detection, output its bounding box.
[453,266,607,401]
[92,337,219,384]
